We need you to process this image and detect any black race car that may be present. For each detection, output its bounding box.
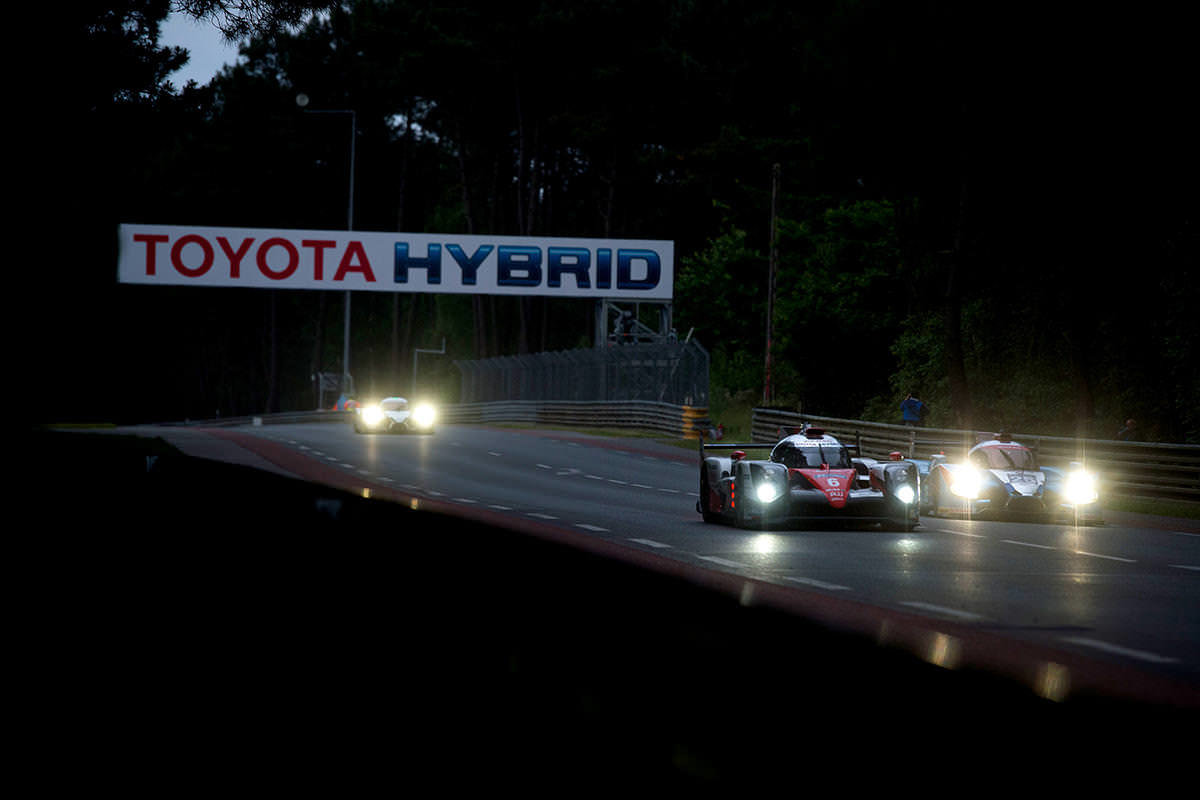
[697,427,919,530]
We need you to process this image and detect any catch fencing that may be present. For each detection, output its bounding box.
[751,407,1200,504]
[454,341,709,408]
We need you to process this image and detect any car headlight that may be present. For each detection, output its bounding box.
[412,403,436,428]
[950,467,982,499]
[361,405,385,426]
[1064,470,1098,505]
[755,481,780,504]
[895,484,916,504]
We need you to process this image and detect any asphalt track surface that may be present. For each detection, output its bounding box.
[141,421,1200,709]
[25,420,1199,788]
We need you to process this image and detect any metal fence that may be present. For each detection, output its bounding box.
[455,341,709,407]
[752,408,1200,504]
[442,401,711,438]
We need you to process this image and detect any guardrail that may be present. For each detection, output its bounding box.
[166,402,712,440]
[751,408,1200,504]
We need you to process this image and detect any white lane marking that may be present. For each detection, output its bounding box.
[631,483,653,489]
[629,538,672,549]
[528,512,558,520]
[453,498,478,504]
[608,479,628,485]
[1074,550,1136,563]
[900,601,986,621]
[785,576,851,591]
[943,529,987,539]
[576,524,609,532]
[1062,637,1180,664]
[536,464,553,470]
[658,488,680,494]
[1170,564,1200,571]
[488,451,503,457]
[1002,539,1055,550]
[488,504,512,511]
[697,556,747,568]
[586,475,605,480]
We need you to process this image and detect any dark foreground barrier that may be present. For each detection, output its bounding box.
[20,430,1195,790]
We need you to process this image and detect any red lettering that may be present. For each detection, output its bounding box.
[133,234,169,276]
[171,234,214,278]
[302,240,337,281]
[257,237,300,280]
[333,241,376,282]
[217,237,254,279]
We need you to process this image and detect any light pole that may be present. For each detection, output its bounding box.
[297,93,356,397]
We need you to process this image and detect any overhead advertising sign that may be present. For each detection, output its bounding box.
[118,224,674,300]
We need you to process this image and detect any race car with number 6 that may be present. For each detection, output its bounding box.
[698,427,920,530]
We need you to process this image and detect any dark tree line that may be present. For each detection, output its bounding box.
[22,1,1197,440]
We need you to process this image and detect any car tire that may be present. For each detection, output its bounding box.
[699,470,721,524]
[926,475,941,517]
[733,492,760,530]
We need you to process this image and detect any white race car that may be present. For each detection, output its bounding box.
[919,434,1101,523]
[353,397,436,434]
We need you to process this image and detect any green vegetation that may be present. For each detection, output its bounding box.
[31,2,1196,444]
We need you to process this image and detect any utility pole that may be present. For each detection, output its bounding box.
[764,163,780,406]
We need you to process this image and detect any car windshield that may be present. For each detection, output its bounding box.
[381,399,408,411]
[771,442,851,469]
[972,445,1036,470]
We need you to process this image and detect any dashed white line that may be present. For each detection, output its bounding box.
[628,538,672,549]
[452,498,478,504]
[1074,550,1136,563]
[697,555,747,569]
[576,524,609,532]
[900,601,986,621]
[944,529,987,539]
[487,504,512,511]
[1170,564,1200,571]
[1002,539,1055,550]
[784,576,851,591]
[527,512,558,520]
[1062,637,1180,664]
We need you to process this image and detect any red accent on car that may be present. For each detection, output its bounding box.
[792,468,855,508]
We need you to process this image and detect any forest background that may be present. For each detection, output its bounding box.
[18,1,1197,442]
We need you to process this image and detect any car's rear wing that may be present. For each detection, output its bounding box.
[698,430,864,462]
[697,438,774,463]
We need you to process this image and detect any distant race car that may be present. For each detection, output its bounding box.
[916,434,1101,523]
[352,396,436,434]
[698,426,920,530]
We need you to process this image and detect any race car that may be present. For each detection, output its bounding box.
[352,396,436,434]
[917,434,1102,523]
[698,426,920,530]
